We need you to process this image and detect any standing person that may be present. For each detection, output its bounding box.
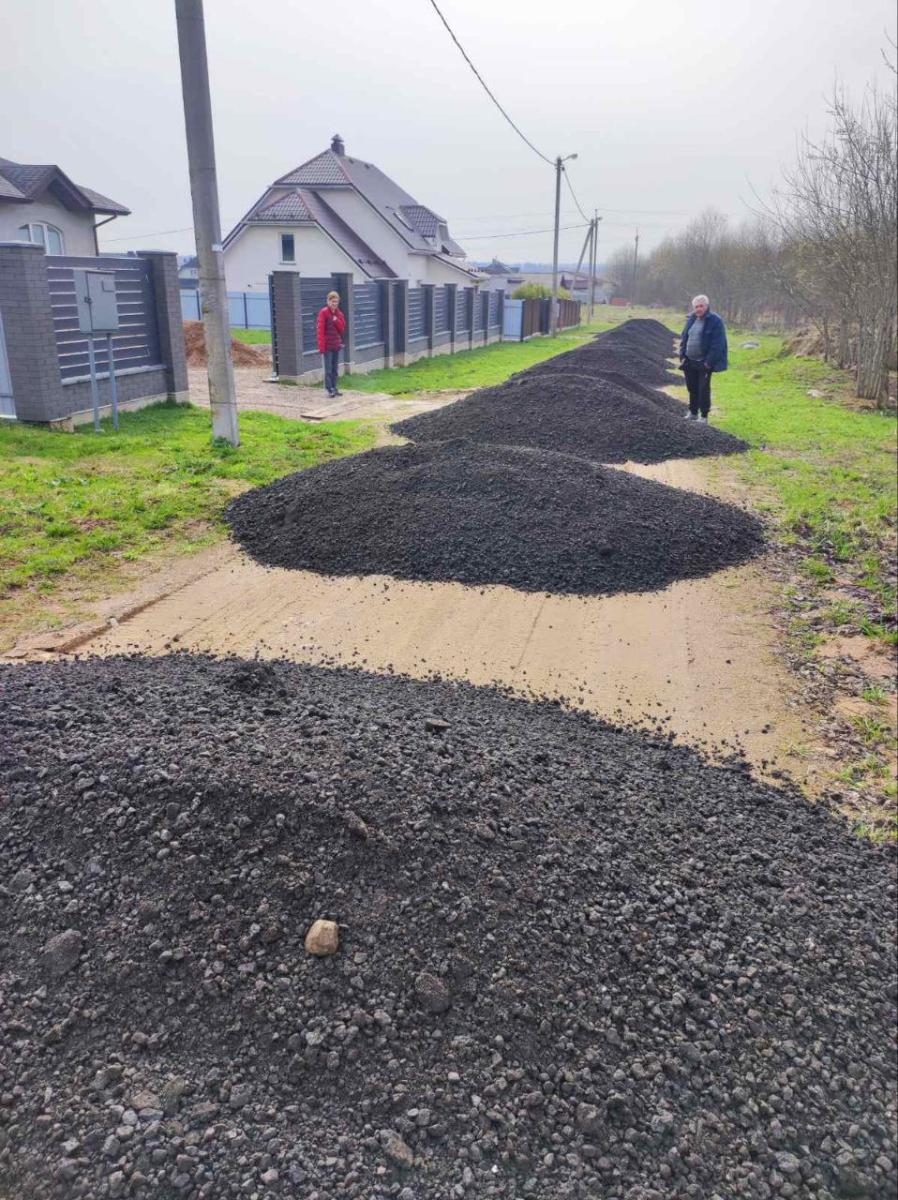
[679,294,728,423]
[317,291,346,398]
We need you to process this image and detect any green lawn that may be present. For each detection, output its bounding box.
[231,328,272,344]
[0,401,375,645]
[702,336,897,631]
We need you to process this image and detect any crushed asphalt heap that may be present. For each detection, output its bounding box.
[391,374,748,465]
[226,439,764,593]
[2,654,896,1200]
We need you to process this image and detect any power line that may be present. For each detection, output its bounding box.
[426,0,554,167]
[562,166,590,222]
[102,225,194,243]
[463,222,589,240]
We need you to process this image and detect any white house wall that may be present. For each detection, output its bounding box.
[317,191,409,279]
[0,198,98,257]
[224,225,360,292]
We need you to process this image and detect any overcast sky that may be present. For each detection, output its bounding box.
[5,0,896,267]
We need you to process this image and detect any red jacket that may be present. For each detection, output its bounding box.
[317,307,346,353]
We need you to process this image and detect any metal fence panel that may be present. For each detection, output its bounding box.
[503,298,523,339]
[408,288,426,340]
[48,255,162,381]
[434,286,449,334]
[300,278,333,353]
[488,291,501,327]
[180,289,201,322]
[352,282,383,348]
[0,311,14,417]
[455,289,468,334]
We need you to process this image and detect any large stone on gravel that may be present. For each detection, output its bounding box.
[414,971,451,1014]
[305,919,340,956]
[380,1129,415,1168]
[40,929,82,978]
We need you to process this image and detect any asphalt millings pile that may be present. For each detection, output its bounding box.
[392,374,748,465]
[524,343,680,388]
[2,654,896,1200]
[226,438,764,593]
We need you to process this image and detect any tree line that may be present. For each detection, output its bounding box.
[606,66,897,405]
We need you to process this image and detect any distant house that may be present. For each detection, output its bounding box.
[177,255,199,287]
[0,157,129,256]
[223,135,483,293]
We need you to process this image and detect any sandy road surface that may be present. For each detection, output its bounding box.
[40,455,813,785]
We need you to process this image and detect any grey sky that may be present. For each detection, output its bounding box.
[5,0,896,266]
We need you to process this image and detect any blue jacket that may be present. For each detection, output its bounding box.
[679,310,728,372]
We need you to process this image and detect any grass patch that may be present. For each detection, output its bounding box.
[339,311,643,395]
[0,401,374,640]
[230,328,272,345]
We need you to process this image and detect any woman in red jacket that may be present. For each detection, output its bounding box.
[317,291,347,398]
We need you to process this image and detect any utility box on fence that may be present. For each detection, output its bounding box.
[73,270,119,334]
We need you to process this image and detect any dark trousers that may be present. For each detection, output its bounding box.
[682,358,712,416]
[323,349,341,395]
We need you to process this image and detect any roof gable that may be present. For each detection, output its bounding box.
[274,149,350,187]
[0,157,129,214]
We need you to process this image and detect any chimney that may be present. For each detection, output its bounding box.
[331,133,345,156]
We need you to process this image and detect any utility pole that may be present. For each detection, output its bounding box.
[589,212,602,323]
[631,228,640,307]
[175,0,240,446]
[550,152,577,337]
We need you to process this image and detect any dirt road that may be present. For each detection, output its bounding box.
[39,455,814,786]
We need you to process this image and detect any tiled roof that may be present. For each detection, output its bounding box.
[253,191,315,222]
[399,205,440,238]
[302,190,396,278]
[274,150,350,187]
[0,157,129,214]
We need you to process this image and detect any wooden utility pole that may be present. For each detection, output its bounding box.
[174,0,240,445]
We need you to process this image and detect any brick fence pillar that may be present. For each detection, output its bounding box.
[422,284,436,355]
[381,280,395,368]
[446,283,458,352]
[0,242,65,422]
[270,272,303,379]
[393,279,409,366]
[332,272,354,374]
[139,251,188,401]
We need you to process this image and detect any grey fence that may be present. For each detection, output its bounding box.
[434,287,449,335]
[181,288,272,330]
[352,282,384,349]
[48,256,161,381]
[408,288,426,341]
[300,278,334,353]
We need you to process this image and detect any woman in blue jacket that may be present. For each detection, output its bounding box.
[679,295,728,423]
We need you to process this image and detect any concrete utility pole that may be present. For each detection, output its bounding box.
[550,152,577,337]
[631,228,640,307]
[175,0,239,445]
[589,212,602,323]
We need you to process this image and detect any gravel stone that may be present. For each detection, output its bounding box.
[0,653,895,1200]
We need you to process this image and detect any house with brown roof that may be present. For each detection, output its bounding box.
[223,135,482,292]
[0,157,129,257]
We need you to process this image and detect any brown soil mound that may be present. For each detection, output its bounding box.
[183,320,270,367]
[783,327,825,358]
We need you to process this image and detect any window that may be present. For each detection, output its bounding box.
[17,222,65,255]
[280,233,295,264]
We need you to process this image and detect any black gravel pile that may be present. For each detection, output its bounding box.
[2,654,896,1200]
[392,375,748,465]
[592,318,677,359]
[525,344,680,387]
[589,371,686,418]
[226,438,763,593]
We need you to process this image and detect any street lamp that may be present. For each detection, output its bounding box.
[551,153,577,337]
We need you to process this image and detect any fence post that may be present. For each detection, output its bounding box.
[140,251,189,402]
[381,280,395,368]
[269,271,303,379]
[464,287,475,350]
[422,283,436,355]
[446,283,458,352]
[393,279,409,366]
[0,242,65,422]
[481,291,490,345]
[332,272,354,375]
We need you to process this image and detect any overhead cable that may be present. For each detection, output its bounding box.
[427,0,554,167]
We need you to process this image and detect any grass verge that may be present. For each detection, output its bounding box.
[0,401,375,649]
[231,328,273,345]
